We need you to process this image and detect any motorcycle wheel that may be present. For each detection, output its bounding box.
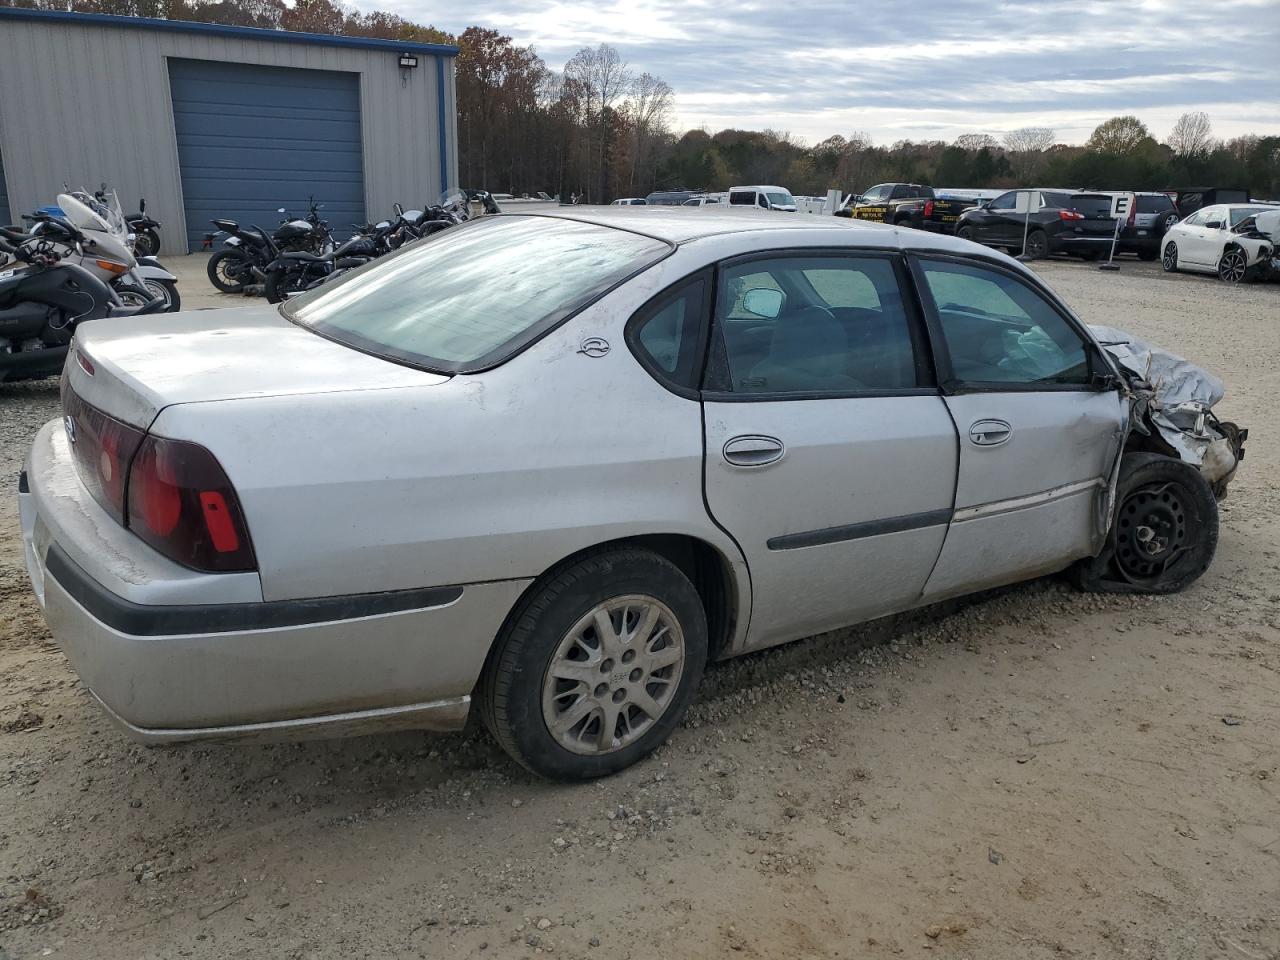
[207,249,252,294]
[264,267,313,304]
[114,284,155,308]
[144,279,182,313]
[134,229,162,258]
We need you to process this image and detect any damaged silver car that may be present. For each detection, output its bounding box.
[19,210,1246,779]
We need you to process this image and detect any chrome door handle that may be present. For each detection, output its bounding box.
[723,435,785,467]
[969,419,1012,446]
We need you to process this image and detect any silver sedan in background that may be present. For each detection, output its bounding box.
[19,209,1242,779]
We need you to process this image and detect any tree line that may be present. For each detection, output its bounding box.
[5,0,1278,201]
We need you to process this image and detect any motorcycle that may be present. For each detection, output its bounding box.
[123,197,162,258]
[261,219,396,303]
[205,199,333,295]
[0,219,166,384]
[28,190,181,312]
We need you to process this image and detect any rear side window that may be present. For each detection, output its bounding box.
[629,277,708,392]
[284,216,669,373]
[709,256,921,395]
[917,259,1091,387]
[1067,195,1113,217]
[729,191,756,206]
[1136,195,1174,213]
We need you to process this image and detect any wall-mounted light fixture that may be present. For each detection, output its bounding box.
[398,53,418,69]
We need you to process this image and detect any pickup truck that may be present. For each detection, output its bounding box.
[836,183,976,233]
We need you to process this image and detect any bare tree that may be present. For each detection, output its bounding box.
[564,43,633,201]
[954,133,998,151]
[625,72,673,191]
[1002,127,1055,181]
[1167,111,1213,157]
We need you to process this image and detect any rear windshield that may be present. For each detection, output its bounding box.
[1067,194,1114,217]
[283,216,670,373]
[1136,195,1175,213]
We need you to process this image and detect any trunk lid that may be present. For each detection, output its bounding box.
[1065,193,1118,238]
[68,304,448,427]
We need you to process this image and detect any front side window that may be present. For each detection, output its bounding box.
[1183,209,1207,227]
[710,256,920,395]
[862,185,889,202]
[766,192,795,207]
[285,216,669,372]
[917,259,1090,386]
[989,191,1017,210]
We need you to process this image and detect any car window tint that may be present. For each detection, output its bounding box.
[919,260,1090,386]
[1069,195,1113,217]
[1041,192,1071,208]
[1184,209,1206,226]
[632,278,706,389]
[1136,195,1173,213]
[1229,206,1269,227]
[990,191,1016,209]
[863,185,888,202]
[285,217,669,370]
[713,256,918,394]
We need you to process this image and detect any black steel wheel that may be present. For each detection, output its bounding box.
[1075,453,1218,594]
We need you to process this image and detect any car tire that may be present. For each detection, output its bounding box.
[479,548,708,781]
[1217,246,1249,284]
[1024,230,1048,260]
[956,226,975,243]
[1162,241,1179,272]
[1074,453,1218,595]
[207,249,250,293]
[134,228,162,258]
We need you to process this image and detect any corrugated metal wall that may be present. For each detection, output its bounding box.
[0,15,458,254]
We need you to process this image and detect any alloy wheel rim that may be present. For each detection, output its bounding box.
[1115,481,1189,585]
[1027,234,1046,257]
[1219,251,1246,282]
[144,281,172,308]
[217,257,244,286]
[1163,243,1177,270]
[541,595,685,756]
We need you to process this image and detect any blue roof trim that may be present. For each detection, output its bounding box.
[0,7,459,56]
[437,57,449,194]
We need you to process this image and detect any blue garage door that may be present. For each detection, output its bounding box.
[169,59,364,251]
[0,146,10,226]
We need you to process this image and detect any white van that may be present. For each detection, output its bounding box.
[727,185,797,212]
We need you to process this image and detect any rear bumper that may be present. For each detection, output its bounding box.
[19,421,531,743]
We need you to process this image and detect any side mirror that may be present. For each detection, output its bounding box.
[742,287,785,319]
[1205,220,1223,230]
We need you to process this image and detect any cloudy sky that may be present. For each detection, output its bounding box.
[365,0,1279,146]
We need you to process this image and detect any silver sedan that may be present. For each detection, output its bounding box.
[19,209,1242,779]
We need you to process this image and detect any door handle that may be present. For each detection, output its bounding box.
[969,419,1012,446]
[723,435,785,467]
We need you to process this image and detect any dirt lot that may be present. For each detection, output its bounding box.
[1,256,1277,960]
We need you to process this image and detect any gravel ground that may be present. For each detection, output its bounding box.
[1,256,1277,960]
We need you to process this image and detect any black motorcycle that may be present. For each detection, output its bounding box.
[205,199,333,295]
[1,220,165,384]
[125,198,162,258]
[262,221,394,303]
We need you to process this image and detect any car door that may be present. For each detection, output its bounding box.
[972,191,1018,245]
[1181,207,1221,266]
[909,255,1127,600]
[701,252,959,651]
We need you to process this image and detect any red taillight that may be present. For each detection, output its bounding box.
[60,379,145,523]
[1059,209,1085,221]
[923,199,934,218]
[126,435,256,572]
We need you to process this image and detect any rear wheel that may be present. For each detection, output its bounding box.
[479,548,707,780]
[143,278,181,312]
[1217,247,1249,283]
[1075,453,1218,594]
[207,249,251,293]
[1024,229,1048,259]
[134,228,162,258]
[1162,241,1179,272]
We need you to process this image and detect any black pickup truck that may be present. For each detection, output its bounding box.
[836,183,976,233]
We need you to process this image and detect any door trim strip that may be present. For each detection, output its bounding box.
[951,477,1104,523]
[766,508,953,551]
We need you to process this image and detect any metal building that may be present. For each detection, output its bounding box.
[0,8,458,253]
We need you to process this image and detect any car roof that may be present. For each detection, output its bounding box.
[507,206,973,252]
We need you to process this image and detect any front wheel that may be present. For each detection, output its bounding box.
[134,228,161,258]
[207,249,251,293]
[1217,247,1249,284]
[479,548,708,780]
[1162,241,1179,272]
[956,226,975,243]
[143,278,181,312]
[114,284,153,308]
[1075,453,1218,594]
